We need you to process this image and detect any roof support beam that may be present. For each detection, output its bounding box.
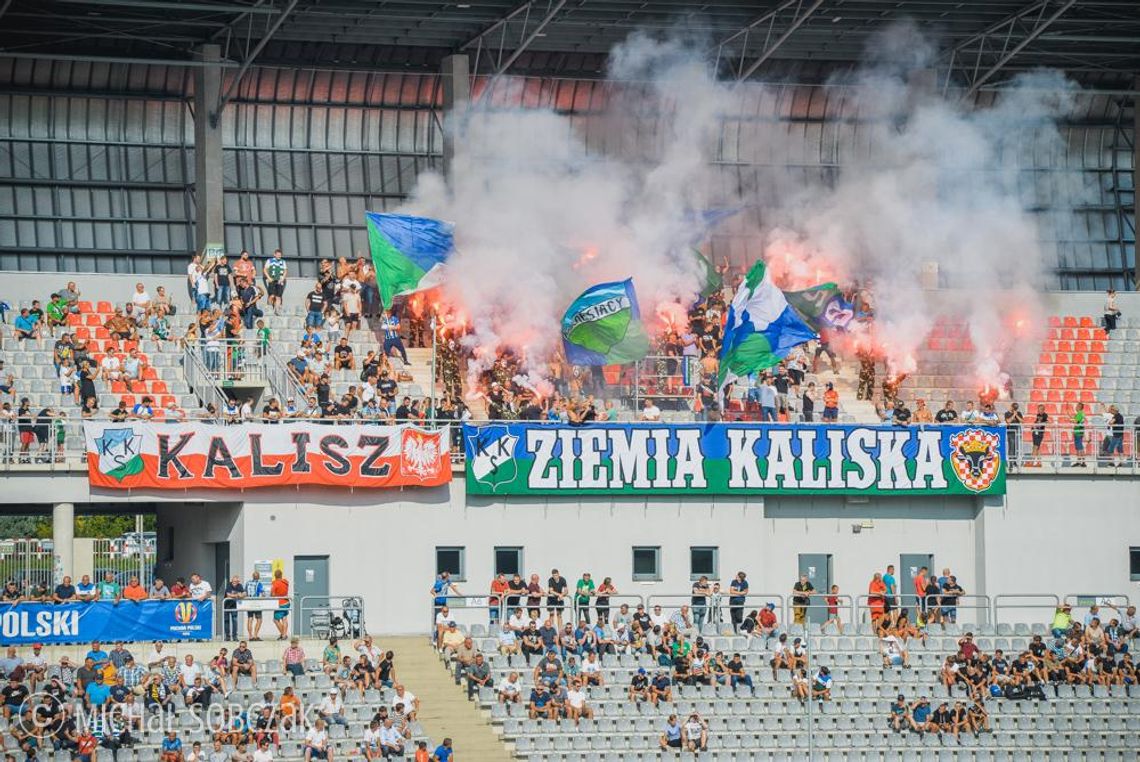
[56,0,281,13]
[210,0,300,125]
[736,0,827,81]
[943,0,1082,97]
[460,1,534,51]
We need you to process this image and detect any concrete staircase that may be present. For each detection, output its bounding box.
[387,636,513,761]
[827,363,881,424]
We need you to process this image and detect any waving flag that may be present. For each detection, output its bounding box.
[366,212,454,309]
[561,279,650,366]
[718,260,817,390]
[785,283,858,333]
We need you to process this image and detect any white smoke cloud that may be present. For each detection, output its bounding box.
[399,22,1088,396]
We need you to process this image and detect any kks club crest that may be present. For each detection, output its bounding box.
[399,428,446,481]
[949,428,1002,492]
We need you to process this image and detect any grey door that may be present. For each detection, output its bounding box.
[213,542,230,636]
[293,556,330,637]
[797,553,832,625]
[899,553,935,612]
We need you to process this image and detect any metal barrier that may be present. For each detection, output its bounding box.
[92,535,156,589]
[0,538,54,592]
[431,594,502,640]
[646,593,788,633]
[921,593,992,626]
[569,594,646,626]
[297,595,366,639]
[992,593,1061,626]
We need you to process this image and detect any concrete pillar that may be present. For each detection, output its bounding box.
[440,54,470,179]
[194,44,225,259]
[52,502,74,584]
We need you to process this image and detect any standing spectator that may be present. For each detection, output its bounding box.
[546,569,568,627]
[1072,402,1087,466]
[595,576,617,626]
[263,250,288,315]
[270,569,290,640]
[823,584,844,634]
[380,310,409,365]
[306,282,327,329]
[1028,403,1049,468]
[801,382,816,422]
[1004,403,1024,466]
[430,572,460,618]
[728,571,749,633]
[213,255,233,306]
[574,572,595,624]
[791,574,814,626]
[691,575,711,631]
[244,570,265,641]
[821,382,839,422]
[1103,288,1120,333]
[222,575,245,641]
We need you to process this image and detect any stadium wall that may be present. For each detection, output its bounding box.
[0,472,1135,634]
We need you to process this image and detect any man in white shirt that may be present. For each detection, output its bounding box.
[188,573,213,600]
[179,654,203,686]
[251,738,274,762]
[353,635,382,666]
[564,679,593,723]
[303,718,330,762]
[146,642,167,669]
[497,672,521,705]
[497,626,520,659]
[649,605,669,629]
[507,608,528,633]
[131,283,152,312]
[581,651,603,687]
[640,399,662,422]
[377,718,404,758]
[389,684,419,720]
[100,353,122,381]
[317,689,347,726]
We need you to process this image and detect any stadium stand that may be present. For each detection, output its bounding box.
[436,605,1140,761]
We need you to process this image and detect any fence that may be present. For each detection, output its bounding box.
[646,593,789,632]
[92,536,156,588]
[0,538,54,591]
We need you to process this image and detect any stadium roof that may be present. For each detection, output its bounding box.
[1,0,1139,87]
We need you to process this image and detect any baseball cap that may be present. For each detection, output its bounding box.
[765,602,776,610]
[637,668,646,675]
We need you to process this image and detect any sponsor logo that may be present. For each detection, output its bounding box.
[949,428,1002,493]
[173,601,198,624]
[93,427,144,482]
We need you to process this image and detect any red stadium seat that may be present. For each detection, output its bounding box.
[85,315,102,326]
[1082,378,1097,390]
[1040,340,1056,353]
[96,301,113,314]
[150,381,168,394]
[110,381,127,394]
[1049,378,1064,389]
[77,301,94,313]
[1044,403,1059,416]
[1038,353,1052,365]
[927,338,944,351]
[94,328,110,340]
[1079,391,1096,403]
[1029,389,1045,403]
[1075,328,1092,340]
[1092,328,1108,341]
[1047,327,1060,340]
[120,395,136,407]
[1065,378,1080,390]
[142,367,158,381]
[74,327,90,340]
[1072,340,1088,352]
[1067,365,1082,377]
[1090,341,1106,353]
[1048,316,1061,328]
[1078,316,1094,328]
[1032,377,1047,390]
[1047,390,1061,402]
[160,395,176,408]
[1062,316,1078,327]
[1059,328,1075,340]
[1063,391,1077,403]
[1053,353,1070,365]
[1086,366,1101,378]
[67,314,81,327]
[1070,353,1086,365]
[1088,353,1103,365]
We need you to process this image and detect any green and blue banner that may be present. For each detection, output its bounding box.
[465,423,1006,496]
[0,599,214,644]
[561,279,650,366]
[365,212,454,309]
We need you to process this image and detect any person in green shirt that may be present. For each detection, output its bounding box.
[45,294,69,335]
[1072,402,1086,467]
[95,571,122,604]
[256,319,271,357]
[575,573,596,624]
[1050,604,1073,637]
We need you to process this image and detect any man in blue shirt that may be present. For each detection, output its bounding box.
[76,574,96,602]
[729,571,749,633]
[882,565,897,619]
[84,673,111,709]
[527,684,554,720]
[431,572,459,616]
[379,310,409,364]
[758,376,778,422]
[85,641,111,671]
[431,738,453,762]
[13,308,38,341]
[659,714,683,750]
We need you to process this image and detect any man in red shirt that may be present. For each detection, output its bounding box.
[913,566,929,621]
[489,573,509,628]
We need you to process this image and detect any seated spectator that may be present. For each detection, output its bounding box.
[497,672,521,706]
[1051,604,1074,638]
[726,652,753,692]
[14,307,39,341]
[333,338,355,370]
[908,697,937,736]
[316,688,347,727]
[527,683,555,721]
[282,638,306,678]
[564,679,593,724]
[104,308,136,342]
[649,669,672,705]
[132,396,155,420]
[681,713,708,753]
[888,693,909,733]
[100,352,123,382]
[629,668,650,705]
[303,718,332,762]
[46,293,69,335]
[881,630,908,669]
[131,283,152,314]
[659,714,683,751]
[122,348,146,389]
[811,666,832,707]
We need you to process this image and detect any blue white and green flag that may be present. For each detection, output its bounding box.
[365,212,454,309]
[718,260,817,390]
[561,279,650,366]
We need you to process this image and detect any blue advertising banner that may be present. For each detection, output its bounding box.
[465,423,1007,496]
[0,600,214,644]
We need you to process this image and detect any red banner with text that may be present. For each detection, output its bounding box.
[83,422,451,490]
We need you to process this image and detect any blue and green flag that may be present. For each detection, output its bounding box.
[784,282,858,333]
[561,279,650,366]
[718,260,817,391]
[365,212,454,309]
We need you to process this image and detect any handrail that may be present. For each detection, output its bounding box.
[992,593,1061,626]
[1063,593,1131,611]
[264,343,311,404]
[646,593,788,631]
[569,594,646,626]
[430,594,501,640]
[297,595,366,639]
[182,343,230,413]
[921,593,992,625]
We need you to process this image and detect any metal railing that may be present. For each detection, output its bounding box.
[264,344,311,404]
[992,594,1061,626]
[187,338,269,385]
[182,343,229,414]
[297,595,366,639]
[646,593,789,632]
[0,538,54,591]
[93,535,156,589]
